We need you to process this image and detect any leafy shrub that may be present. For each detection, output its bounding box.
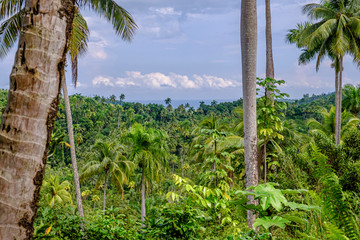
[145,203,202,239]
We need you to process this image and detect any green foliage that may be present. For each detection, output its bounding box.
[145,203,202,239]
[237,183,315,232]
[9,88,357,239]
[257,77,288,141]
[311,145,360,240]
[34,207,140,240]
[41,175,73,209]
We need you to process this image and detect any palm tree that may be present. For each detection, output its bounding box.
[41,175,73,209]
[109,94,116,103]
[0,1,137,234]
[191,114,243,188]
[241,0,258,229]
[0,0,137,220]
[120,93,125,105]
[307,106,360,140]
[126,124,169,224]
[191,114,227,173]
[0,1,76,238]
[343,84,360,116]
[287,0,360,144]
[80,140,134,213]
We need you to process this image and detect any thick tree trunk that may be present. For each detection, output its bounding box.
[335,67,341,145]
[0,1,74,239]
[241,0,259,229]
[103,171,108,214]
[62,79,84,217]
[141,167,146,225]
[265,0,275,99]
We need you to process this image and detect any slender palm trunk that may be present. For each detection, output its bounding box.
[241,0,259,229]
[141,166,146,225]
[118,110,120,129]
[181,157,184,177]
[265,0,275,100]
[264,140,267,183]
[103,171,108,214]
[335,67,341,145]
[337,57,343,144]
[62,79,84,217]
[0,1,75,239]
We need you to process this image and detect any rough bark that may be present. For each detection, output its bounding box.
[0,0,75,239]
[241,0,259,229]
[265,0,275,100]
[141,167,146,225]
[103,171,108,214]
[62,79,84,217]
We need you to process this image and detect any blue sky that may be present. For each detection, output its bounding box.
[1,0,360,101]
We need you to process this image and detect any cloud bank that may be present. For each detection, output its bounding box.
[92,72,240,89]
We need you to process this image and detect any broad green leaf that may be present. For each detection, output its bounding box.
[253,216,290,230]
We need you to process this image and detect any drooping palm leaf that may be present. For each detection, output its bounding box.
[69,9,89,85]
[0,0,23,20]
[0,9,21,58]
[78,0,137,41]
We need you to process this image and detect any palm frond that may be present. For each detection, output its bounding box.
[79,0,137,41]
[0,9,22,58]
[69,10,89,86]
[0,0,23,20]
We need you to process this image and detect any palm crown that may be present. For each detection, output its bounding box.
[0,0,137,83]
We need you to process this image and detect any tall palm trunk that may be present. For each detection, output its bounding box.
[103,171,108,214]
[335,64,341,145]
[62,79,84,217]
[335,57,343,145]
[141,166,146,225]
[265,0,275,99]
[264,140,267,183]
[0,1,75,239]
[241,0,259,229]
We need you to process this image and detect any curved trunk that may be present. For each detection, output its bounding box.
[141,166,146,225]
[265,0,275,100]
[0,1,75,239]
[103,171,108,214]
[241,0,259,229]
[62,79,84,217]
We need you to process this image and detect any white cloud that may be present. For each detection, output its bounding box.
[91,72,240,89]
[152,7,182,16]
[88,31,109,60]
[92,76,114,87]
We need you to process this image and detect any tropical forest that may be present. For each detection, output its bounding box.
[1,0,360,240]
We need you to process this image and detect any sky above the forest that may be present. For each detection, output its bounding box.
[1,0,359,101]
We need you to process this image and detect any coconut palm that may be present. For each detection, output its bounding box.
[343,84,360,116]
[307,106,360,140]
[0,0,136,230]
[192,114,243,188]
[191,114,228,172]
[80,140,135,213]
[287,0,360,144]
[241,0,259,229]
[41,175,73,209]
[0,1,75,237]
[126,123,169,224]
